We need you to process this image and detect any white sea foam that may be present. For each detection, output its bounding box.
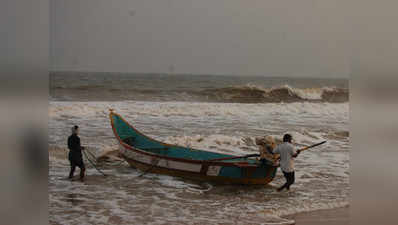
[49,101,349,121]
[49,100,349,225]
[273,84,324,100]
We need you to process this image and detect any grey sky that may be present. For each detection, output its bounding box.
[51,0,350,77]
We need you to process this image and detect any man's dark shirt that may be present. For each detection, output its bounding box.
[68,134,83,161]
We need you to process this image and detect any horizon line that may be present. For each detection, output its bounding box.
[50,70,349,80]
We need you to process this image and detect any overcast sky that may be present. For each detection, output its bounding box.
[51,0,350,77]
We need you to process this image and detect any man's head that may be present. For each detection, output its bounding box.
[72,125,79,135]
[283,134,292,143]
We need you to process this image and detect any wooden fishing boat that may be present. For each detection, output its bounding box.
[109,110,277,184]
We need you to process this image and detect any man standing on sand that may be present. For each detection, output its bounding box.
[68,125,85,181]
[273,134,301,192]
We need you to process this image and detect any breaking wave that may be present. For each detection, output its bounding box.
[201,84,348,103]
[51,82,348,103]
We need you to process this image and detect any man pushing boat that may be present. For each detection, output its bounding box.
[273,134,300,192]
[271,134,327,191]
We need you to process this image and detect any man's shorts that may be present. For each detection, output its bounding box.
[69,154,85,169]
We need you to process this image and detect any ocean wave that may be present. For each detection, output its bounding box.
[53,84,106,90]
[50,82,348,103]
[201,84,348,103]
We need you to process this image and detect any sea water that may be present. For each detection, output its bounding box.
[49,73,349,225]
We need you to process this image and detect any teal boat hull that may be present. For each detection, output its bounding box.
[109,110,277,184]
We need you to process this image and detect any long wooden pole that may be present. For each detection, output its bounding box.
[297,141,327,152]
[207,153,260,162]
[208,141,327,162]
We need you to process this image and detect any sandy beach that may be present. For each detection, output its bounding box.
[288,206,349,225]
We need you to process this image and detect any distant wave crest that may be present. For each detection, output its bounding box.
[201,84,348,103]
[51,83,348,103]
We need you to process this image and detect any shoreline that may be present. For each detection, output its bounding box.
[286,206,349,225]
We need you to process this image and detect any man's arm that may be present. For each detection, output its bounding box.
[292,149,300,158]
[67,136,72,150]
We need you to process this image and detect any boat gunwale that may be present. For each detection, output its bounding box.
[109,111,260,167]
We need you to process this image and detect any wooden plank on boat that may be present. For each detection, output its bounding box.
[233,162,258,168]
[206,166,221,176]
[121,146,202,173]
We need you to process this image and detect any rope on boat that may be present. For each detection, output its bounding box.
[108,157,128,166]
[138,164,156,177]
[85,148,97,160]
[82,148,108,177]
[138,159,159,178]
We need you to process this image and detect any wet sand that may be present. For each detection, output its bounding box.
[287,206,349,225]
